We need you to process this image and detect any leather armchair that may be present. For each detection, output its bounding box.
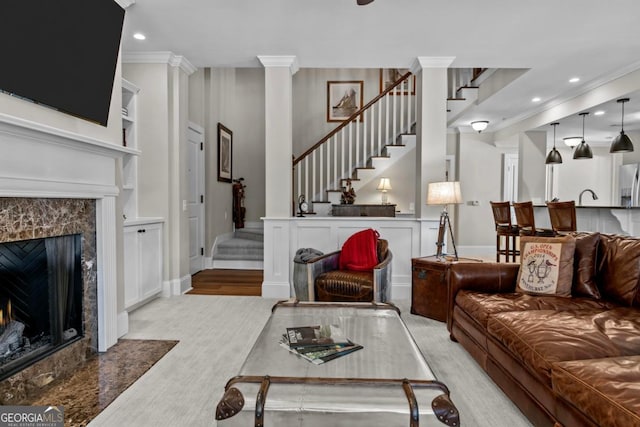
[304,239,392,302]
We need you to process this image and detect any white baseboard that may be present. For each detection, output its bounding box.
[212,259,264,270]
[117,310,129,338]
[204,257,214,269]
[163,276,194,296]
[180,274,192,294]
[262,281,291,299]
[391,282,411,301]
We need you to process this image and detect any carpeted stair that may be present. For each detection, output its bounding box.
[211,228,264,270]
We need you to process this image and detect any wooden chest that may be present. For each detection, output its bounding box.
[411,256,482,322]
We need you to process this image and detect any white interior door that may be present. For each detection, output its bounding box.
[187,123,205,274]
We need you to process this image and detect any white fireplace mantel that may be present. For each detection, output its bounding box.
[0,113,132,351]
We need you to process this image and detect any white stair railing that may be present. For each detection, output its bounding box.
[292,72,416,214]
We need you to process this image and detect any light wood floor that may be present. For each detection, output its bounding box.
[188,268,262,296]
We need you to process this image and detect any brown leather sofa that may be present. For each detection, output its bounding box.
[446,232,640,427]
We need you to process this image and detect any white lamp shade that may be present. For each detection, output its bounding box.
[377,178,392,191]
[427,181,462,205]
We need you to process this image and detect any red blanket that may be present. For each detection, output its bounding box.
[339,228,380,271]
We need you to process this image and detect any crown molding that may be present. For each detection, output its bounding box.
[410,56,456,73]
[122,51,197,75]
[257,56,299,75]
[114,0,135,9]
[169,55,197,76]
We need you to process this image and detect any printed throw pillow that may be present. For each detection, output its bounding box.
[516,235,576,297]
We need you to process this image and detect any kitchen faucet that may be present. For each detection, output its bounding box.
[578,189,599,206]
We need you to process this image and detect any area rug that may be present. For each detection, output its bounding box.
[25,339,178,427]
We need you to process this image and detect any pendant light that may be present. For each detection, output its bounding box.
[545,122,562,164]
[573,112,593,160]
[610,98,634,153]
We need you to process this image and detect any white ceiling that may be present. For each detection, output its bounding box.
[120,0,640,142]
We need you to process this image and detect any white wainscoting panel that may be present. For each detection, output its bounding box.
[263,216,440,301]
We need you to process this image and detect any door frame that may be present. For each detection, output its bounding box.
[187,122,205,274]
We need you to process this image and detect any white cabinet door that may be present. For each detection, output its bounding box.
[139,222,163,300]
[123,225,140,308]
[124,221,163,310]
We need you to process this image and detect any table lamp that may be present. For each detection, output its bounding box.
[377,178,392,204]
[427,181,462,260]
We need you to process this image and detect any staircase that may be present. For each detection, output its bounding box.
[293,71,417,215]
[211,227,264,270]
[292,68,496,214]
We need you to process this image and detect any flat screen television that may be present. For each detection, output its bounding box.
[0,0,125,126]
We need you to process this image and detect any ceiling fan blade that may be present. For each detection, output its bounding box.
[357,0,374,5]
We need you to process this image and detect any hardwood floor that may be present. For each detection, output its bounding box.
[188,269,263,296]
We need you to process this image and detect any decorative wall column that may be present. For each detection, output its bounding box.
[258,55,299,217]
[258,55,299,298]
[410,57,455,254]
[96,196,118,352]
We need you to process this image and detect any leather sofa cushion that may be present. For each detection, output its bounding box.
[455,290,615,329]
[597,234,640,306]
[591,307,640,355]
[487,310,622,385]
[571,232,601,299]
[315,270,373,302]
[552,356,640,427]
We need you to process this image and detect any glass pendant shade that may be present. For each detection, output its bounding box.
[545,122,562,164]
[573,112,593,160]
[610,98,634,153]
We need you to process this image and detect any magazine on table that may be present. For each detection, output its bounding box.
[279,335,363,365]
[286,324,351,349]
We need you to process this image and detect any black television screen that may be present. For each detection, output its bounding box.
[0,0,125,126]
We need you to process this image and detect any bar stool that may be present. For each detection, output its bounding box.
[547,200,577,233]
[490,201,520,263]
[513,201,556,237]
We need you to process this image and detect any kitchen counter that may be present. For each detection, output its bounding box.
[533,205,640,236]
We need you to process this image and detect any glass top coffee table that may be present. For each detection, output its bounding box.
[215,301,459,426]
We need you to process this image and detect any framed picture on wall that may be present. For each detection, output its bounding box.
[379,69,415,95]
[327,80,364,122]
[217,123,232,183]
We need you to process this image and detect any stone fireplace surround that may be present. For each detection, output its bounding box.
[0,113,134,401]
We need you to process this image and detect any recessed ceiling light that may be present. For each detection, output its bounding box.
[133,33,146,40]
[594,110,605,116]
[532,97,541,103]
[569,77,580,83]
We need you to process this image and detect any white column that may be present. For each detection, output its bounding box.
[258,55,299,298]
[411,56,455,254]
[258,55,299,217]
[96,195,119,352]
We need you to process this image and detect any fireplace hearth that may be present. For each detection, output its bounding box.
[0,234,83,381]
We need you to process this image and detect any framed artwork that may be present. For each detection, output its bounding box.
[379,69,415,95]
[217,123,232,183]
[327,80,364,122]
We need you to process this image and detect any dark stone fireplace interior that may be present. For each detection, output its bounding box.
[0,234,84,381]
[0,198,97,404]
